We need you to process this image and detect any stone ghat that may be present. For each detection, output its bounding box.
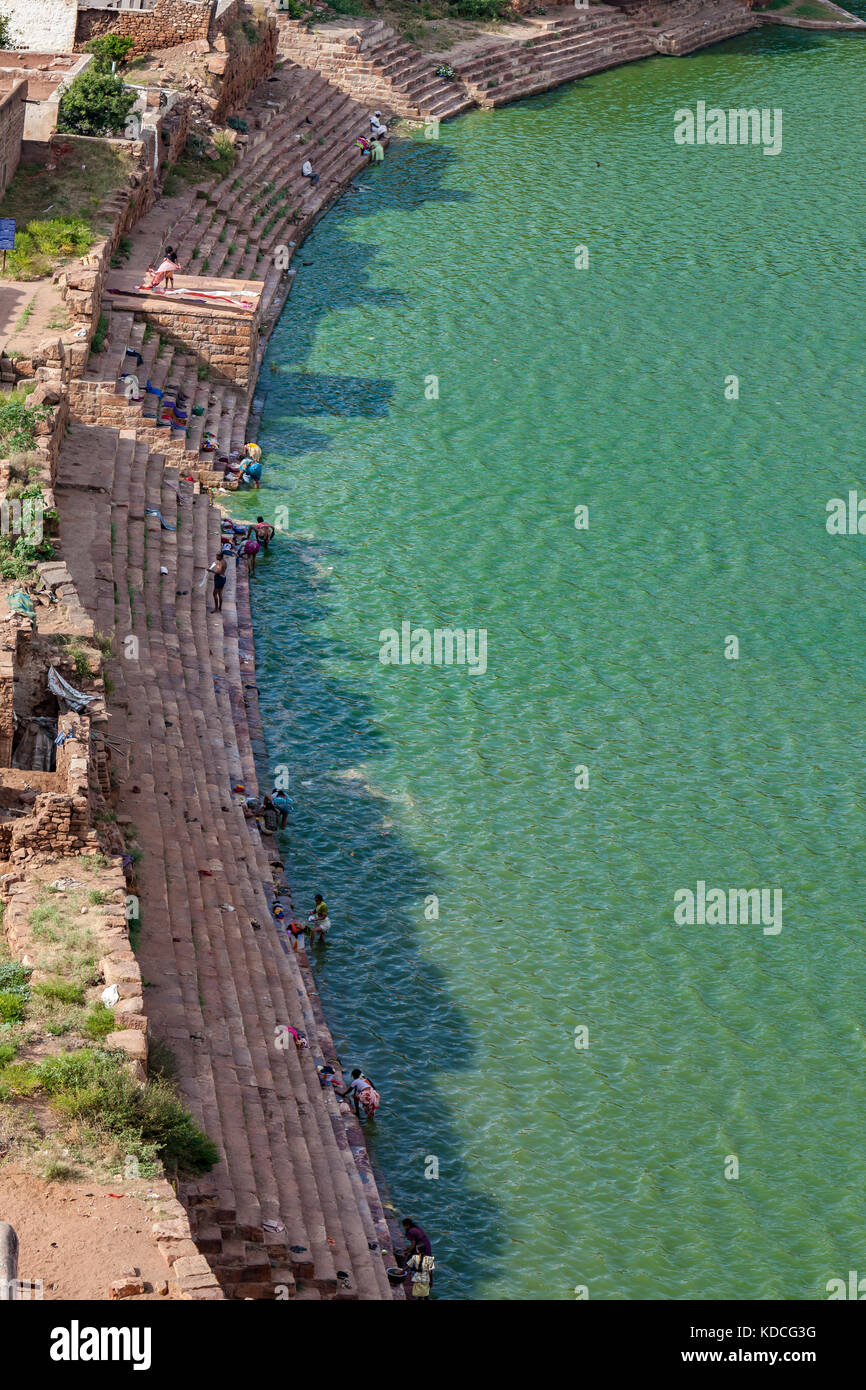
[63,61,384,488]
[452,7,657,110]
[52,418,398,1298]
[275,15,476,120]
[273,2,761,118]
[631,0,759,53]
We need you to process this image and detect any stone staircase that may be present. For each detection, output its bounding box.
[54,420,397,1298]
[454,7,656,109]
[69,62,380,489]
[275,16,476,120]
[630,0,759,54]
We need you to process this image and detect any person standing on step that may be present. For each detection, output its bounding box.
[307,892,331,944]
[209,552,228,612]
[370,138,385,165]
[243,529,260,575]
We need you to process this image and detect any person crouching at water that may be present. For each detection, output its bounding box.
[208,552,227,612]
[307,893,330,943]
[370,138,384,164]
[254,516,274,548]
[271,787,291,828]
[401,1219,434,1299]
[339,1069,380,1120]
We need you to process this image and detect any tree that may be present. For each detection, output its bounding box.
[57,68,136,138]
[85,35,135,73]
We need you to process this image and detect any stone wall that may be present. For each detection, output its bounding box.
[211,17,277,122]
[0,79,25,199]
[52,133,160,366]
[7,0,78,54]
[75,0,215,55]
[130,287,262,387]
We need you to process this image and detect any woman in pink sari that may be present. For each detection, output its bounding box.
[139,246,180,292]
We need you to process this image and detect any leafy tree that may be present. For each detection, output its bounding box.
[84,34,135,72]
[57,67,136,138]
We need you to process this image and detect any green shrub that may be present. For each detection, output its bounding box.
[0,1042,17,1065]
[85,35,135,72]
[0,991,26,1023]
[0,1061,40,1097]
[0,962,30,993]
[5,216,92,280]
[37,1049,219,1176]
[448,0,507,15]
[0,395,54,453]
[91,313,109,355]
[32,980,84,1005]
[58,68,136,139]
[83,1004,115,1040]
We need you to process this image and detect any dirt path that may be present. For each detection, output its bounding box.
[0,1166,170,1300]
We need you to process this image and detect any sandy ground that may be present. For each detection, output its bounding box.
[0,279,69,359]
[0,1166,171,1300]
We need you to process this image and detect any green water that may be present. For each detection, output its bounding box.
[239,22,866,1298]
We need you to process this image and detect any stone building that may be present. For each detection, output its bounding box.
[0,77,25,198]
[0,52,90,149]
[6,0,79,54]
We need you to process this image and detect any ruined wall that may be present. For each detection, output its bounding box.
[75,0,214,54]
[0,80,26,198]
[211,18,277,122]
[8,0,78,53]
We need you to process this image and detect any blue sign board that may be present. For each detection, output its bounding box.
[0,219,15,251]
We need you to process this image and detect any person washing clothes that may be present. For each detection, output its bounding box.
[307,893,331,944]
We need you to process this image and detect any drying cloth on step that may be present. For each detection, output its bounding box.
[48,665,95,713]
[145,507,177,531]
[6,591,35,617]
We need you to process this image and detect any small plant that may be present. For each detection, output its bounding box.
[0,991,27,1023]
[32,980,84,1005]
[83,1003,116,1040]
[91,313,109,355]
[14,296,36,332]
[42,1160,78,1182]
[67,640,93,681]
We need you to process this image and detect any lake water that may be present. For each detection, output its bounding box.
[237,18,866,1298]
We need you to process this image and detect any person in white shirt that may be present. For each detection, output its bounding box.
[301,160,320,186]
[370,111,387,138]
